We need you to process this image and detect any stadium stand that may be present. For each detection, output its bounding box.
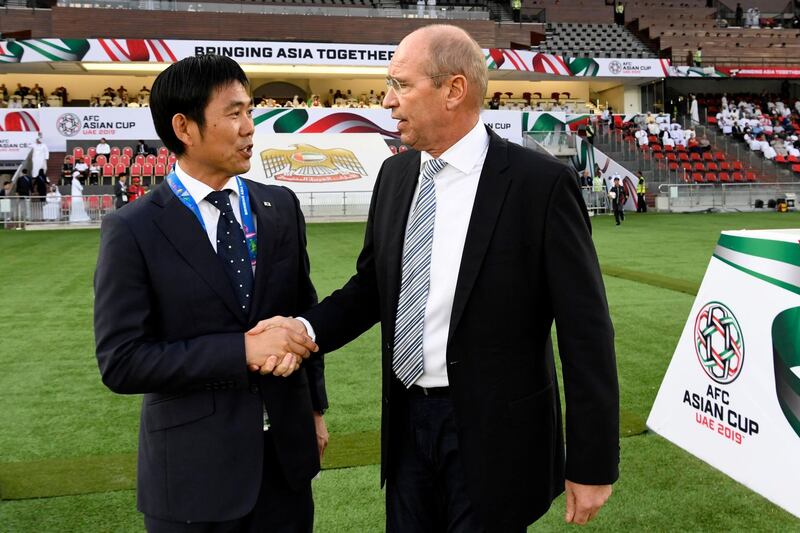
[532,22,656,58]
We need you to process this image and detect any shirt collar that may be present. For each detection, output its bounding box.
[420,118,489,176]
[174,161,239,205]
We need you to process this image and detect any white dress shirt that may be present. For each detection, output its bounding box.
[173,161,256,274]
[96,142,111,155]
[410,119,489,388]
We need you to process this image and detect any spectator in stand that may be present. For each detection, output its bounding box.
[0,181,11,197]
[135,139,150,157]
[31,137,49,177]
[95,138,111,159]
[661,129,675,148]
[88,161,101,184]
[613,1,624,25]
[488,94,500,110]
[73,157,89,179]
[585,119,595,145]
[31,84,45,100]
[139,85,150,96]
[14,83,30,98]
[693,47,702,67]
[735,3,743,27]
[698,135,711,153]
[0,83,8,101]
[117,86,128,99]
[634,128,649,148]
[689,94,699,125]
[53,86,68,103]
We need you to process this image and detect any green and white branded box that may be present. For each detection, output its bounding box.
[647,229,800,518]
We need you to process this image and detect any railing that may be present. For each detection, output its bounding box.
[656,182,800,212]
[0,194,114,228]
[0,191,371,229]
[56,0,491,19]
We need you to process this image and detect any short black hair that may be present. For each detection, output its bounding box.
[149,55,249,156]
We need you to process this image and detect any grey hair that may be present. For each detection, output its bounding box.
[418,25,488,111]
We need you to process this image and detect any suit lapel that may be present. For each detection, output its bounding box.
[384,152,422,332]
[246,183,281,321]
[150,182,245,321]
[448,130,511,343]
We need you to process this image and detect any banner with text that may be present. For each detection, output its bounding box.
[38,107,157,152]
[0,132,38,161]
[647,229,800,518]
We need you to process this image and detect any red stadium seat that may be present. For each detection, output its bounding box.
[693,172,705,183]
[746,171,757,182]
[83,156,92,166]
[87,147,97,160]
[134,155,145,167]
[791,164,800,174]
[679,153,690,162]
[110,147,121,156]
[719,162,731,171]
[121,154,131,168]
[732,171,745,182]
[146,154,157,166]
[158,147,169,157]
[123,146,133,159]
[102,164,114,181]
[681,162,693,172]
[142,163,154,179]
[693,162,705,172]
[663,145,673,152]
[130,164,142,178]
[95,154,107,166]
[705,172,717,183]
[714,151,725,161]
[114,163,126,176]
[690,152,701,161]
[154,162,166,180]
[102,195,113,211]
[707,162,719,171]
[702,152,713,161]
[667,152,677,162]
[651,144,662,152]
[72,147,84,161]
[156,154,168,166]
[775,155,788,164]
[718,172,731,183]
[788,156,800,164]
[676,145,687,152]
[109,154,120,167]
[668,162,679,171]
[654,152,665,161]
[732,161,743,171]
[168,154,177,169]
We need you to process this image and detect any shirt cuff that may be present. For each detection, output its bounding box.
[296,317,316,342]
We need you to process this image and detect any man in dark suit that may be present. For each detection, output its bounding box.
[15,169,32,197]
[94,55,327,532]
[610,176,627,225]
[113,175,128,209]
[254,25,619,532]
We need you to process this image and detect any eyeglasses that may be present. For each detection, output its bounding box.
[385,74,452,94]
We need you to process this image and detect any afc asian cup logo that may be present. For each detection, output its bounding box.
[694,301,745,384]
[609,60,623,75]
[56,113,81,137]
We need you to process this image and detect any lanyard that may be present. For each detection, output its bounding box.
[166,171,258,269]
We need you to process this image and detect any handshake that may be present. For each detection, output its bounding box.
[243,316,316,377]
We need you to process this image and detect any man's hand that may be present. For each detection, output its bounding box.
[313,411,329,461]
[248,315,308,337]
[564,480,612,525]
[244,325,317,377]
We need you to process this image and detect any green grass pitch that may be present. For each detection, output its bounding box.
[1,212,799,531]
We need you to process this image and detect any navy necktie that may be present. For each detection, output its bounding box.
[206,190,254,314]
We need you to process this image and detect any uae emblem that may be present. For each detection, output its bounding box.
[694,301,745,385]
[260,144,367,183]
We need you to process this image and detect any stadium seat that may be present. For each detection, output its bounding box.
[663,145,674,152]
[123,146,133,160]
[72,147,84,161]
[142,163,154,180]
[156,154,168,166]
[719,161,731,171]
[111,147,121,157]
[788,156,800,164]
[158,147,169,157]
[707,162,719,171]
[668,162,679,172]
[676,145,687,152]
[88,147,97,161]
[168,154,177,169]
[679,153,690,162]
[666,153,677,162]
[702,152,713,161]
[681,162,693,172]
[718,172,731,183]
[746,171,757,182]
[705,172,717,183]
[693,172,705,183]
[134,155,146,167]
[154,162,166,181]
[732,171,745,182]
[109,154,120,167]
[121,155,131,168]
[96,154,107,167]
[146,154,157,166]
[114,163,126,177]
[693,162,705,172]
[732,161,743,171]
[690,153,701,161]
[102,195,114,213]
[714,151,726,161]
[130,164,142,179]
[775,155,788,164]
[791,164,800,174]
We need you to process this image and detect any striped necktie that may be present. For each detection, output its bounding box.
[393,158,446,387]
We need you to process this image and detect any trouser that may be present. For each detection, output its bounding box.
[385,384,527,533]
[637,193,647,212]
[144,431,313,533]
[614,205,625,224]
